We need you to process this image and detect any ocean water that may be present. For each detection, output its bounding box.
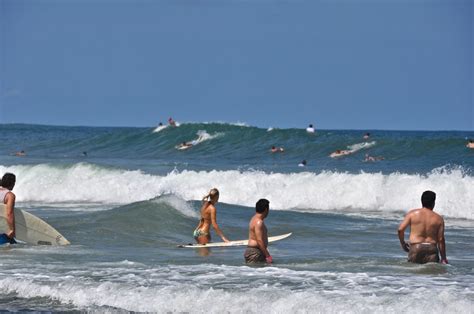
[0,123,473,312]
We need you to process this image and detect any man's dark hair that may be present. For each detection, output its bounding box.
[256,198,270,213]
[421,190,436,209]
[0,173,16,190]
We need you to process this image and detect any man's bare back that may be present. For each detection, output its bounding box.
[403,208,444,244]
[398,191,447,264]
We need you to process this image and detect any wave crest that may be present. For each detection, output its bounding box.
[1,163,472,219]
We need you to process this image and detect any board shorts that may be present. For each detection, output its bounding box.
[244,246,266,264]
[408,243,440,264]
[0,233,16,245]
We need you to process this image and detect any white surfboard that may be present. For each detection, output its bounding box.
[153,125,168,133]
[176,144,193,150]
[178,232,292,248]
[0,205,70,246]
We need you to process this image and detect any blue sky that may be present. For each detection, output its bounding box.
[1,0,472,130]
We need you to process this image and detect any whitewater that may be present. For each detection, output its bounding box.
[1,163,473,219]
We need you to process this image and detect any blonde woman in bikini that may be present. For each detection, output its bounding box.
[193,188,230,244]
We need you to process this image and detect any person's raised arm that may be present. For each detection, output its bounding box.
[398,212,411,252]
[254,220,271,262]
[210,206,229,242]
[5,192,15,239]
[438,219,448,264]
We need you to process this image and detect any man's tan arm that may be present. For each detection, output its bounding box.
[5,193,16,238]
[398,213,411,252]
[438,220,448,264]
[254,221,270,258]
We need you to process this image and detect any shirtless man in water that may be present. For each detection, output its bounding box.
[244,199,272,264]
[193,188,229,244]
[398,191,448,264]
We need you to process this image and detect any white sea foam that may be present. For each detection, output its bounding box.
[1,164,473,219]
[182,130,224,146]
[152,194,198,218]
[348,141,376,152]
[0,264,472,312]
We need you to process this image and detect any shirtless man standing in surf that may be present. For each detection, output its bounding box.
[244,199,272,264]
[398,191,448,264]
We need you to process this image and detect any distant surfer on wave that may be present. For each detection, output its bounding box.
[245,198,272,264]
[176,134,205,150]
[0,173,16,244]
[271,146,284,153]
[306,124,315,133]
[364,153,384,162]
[329,149,352,158]
[397,191,448,264]
[193,188,229,244]
[168,117,177,127]
[298,160,307,167]
[176,141,194,150]
[467,139,474,149]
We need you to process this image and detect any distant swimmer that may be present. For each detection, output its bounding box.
[193,188,229,244]
[298,160,307,167]
[0,173,17,244]
[364,153,384,162]
[467,139,474,149]
[306,124,315,133]
[244,199,272,264]
[398,191,448,264]
[168,117,177,127]
[271,146,285,153]
[329,149,352,158]
[363,133,370,140]
[82,151,88,157]
[14,150,26,157]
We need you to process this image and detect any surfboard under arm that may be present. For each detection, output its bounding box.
[0,205,70,246]
[178,232,292,248]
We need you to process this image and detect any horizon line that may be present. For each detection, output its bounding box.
[1,122,473,132]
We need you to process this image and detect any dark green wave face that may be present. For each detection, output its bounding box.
[1,123,473,175]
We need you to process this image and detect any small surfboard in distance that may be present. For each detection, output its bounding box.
[0,205,70,246]
[178,232,292,248]
[153,125,168,133]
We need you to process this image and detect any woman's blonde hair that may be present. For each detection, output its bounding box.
[202,188,219,203]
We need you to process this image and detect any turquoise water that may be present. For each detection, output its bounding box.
[0,123,473,312]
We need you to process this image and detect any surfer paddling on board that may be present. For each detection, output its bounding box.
[0,173,16,244]
[244,199,272,264]
[329,149,352,158]
[193,188,229,244]
[398,191,448,264]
